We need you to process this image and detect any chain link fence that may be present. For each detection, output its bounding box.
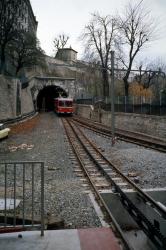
[76,95,166,116]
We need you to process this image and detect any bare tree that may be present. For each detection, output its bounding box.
[135,58,166,89]
[134,63,156,88]
[136,66,156,88]
[143,60,166,98]
[7,31,46,75]
[0,0,22,73]
[117,0,156,96]
[81,13,118,97]
[53,33,69,55]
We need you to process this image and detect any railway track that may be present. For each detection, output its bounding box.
[62,117,166,250]
[72,116,166,153]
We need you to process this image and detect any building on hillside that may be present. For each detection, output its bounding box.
[17,0,38,34]
[55,48,78,64]
[1,0,38,74]
[0,0,38,35]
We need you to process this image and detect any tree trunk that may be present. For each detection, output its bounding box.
[16,65,21,75]
[102,69,109,97]
[0,46,6,74]
[123,76,129,97]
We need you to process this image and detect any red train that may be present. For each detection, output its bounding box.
[54,97,74,115]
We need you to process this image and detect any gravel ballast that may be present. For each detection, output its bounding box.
[0,113,101,228]
[82,126,166,189]
[0,112,165,229]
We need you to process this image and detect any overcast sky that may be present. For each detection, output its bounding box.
[30,0,166,63]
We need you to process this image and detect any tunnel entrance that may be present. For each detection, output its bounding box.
[37,85,67,112]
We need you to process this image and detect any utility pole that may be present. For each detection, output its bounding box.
[110,51,115,146]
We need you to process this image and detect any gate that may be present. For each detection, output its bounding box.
[0,162,44,236]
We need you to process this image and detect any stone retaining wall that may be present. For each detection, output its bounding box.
[76,104,166,139]
[0,75,17,120]
[21,86,34,115]
[0,75,34,121]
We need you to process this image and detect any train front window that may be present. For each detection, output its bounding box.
[59,101,65,106]
[59,100,72,107]
[66,101,72,107]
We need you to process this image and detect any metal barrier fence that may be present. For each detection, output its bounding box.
[1,111,36,125]
[76,95,166,116]
[0,162,44,236]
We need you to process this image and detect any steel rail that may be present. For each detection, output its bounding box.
[64,118,166,249]
[73,116,166,153]
[72,118,166,219]
[62,118,133,250]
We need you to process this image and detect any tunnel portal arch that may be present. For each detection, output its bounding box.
[36,85,67,112]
